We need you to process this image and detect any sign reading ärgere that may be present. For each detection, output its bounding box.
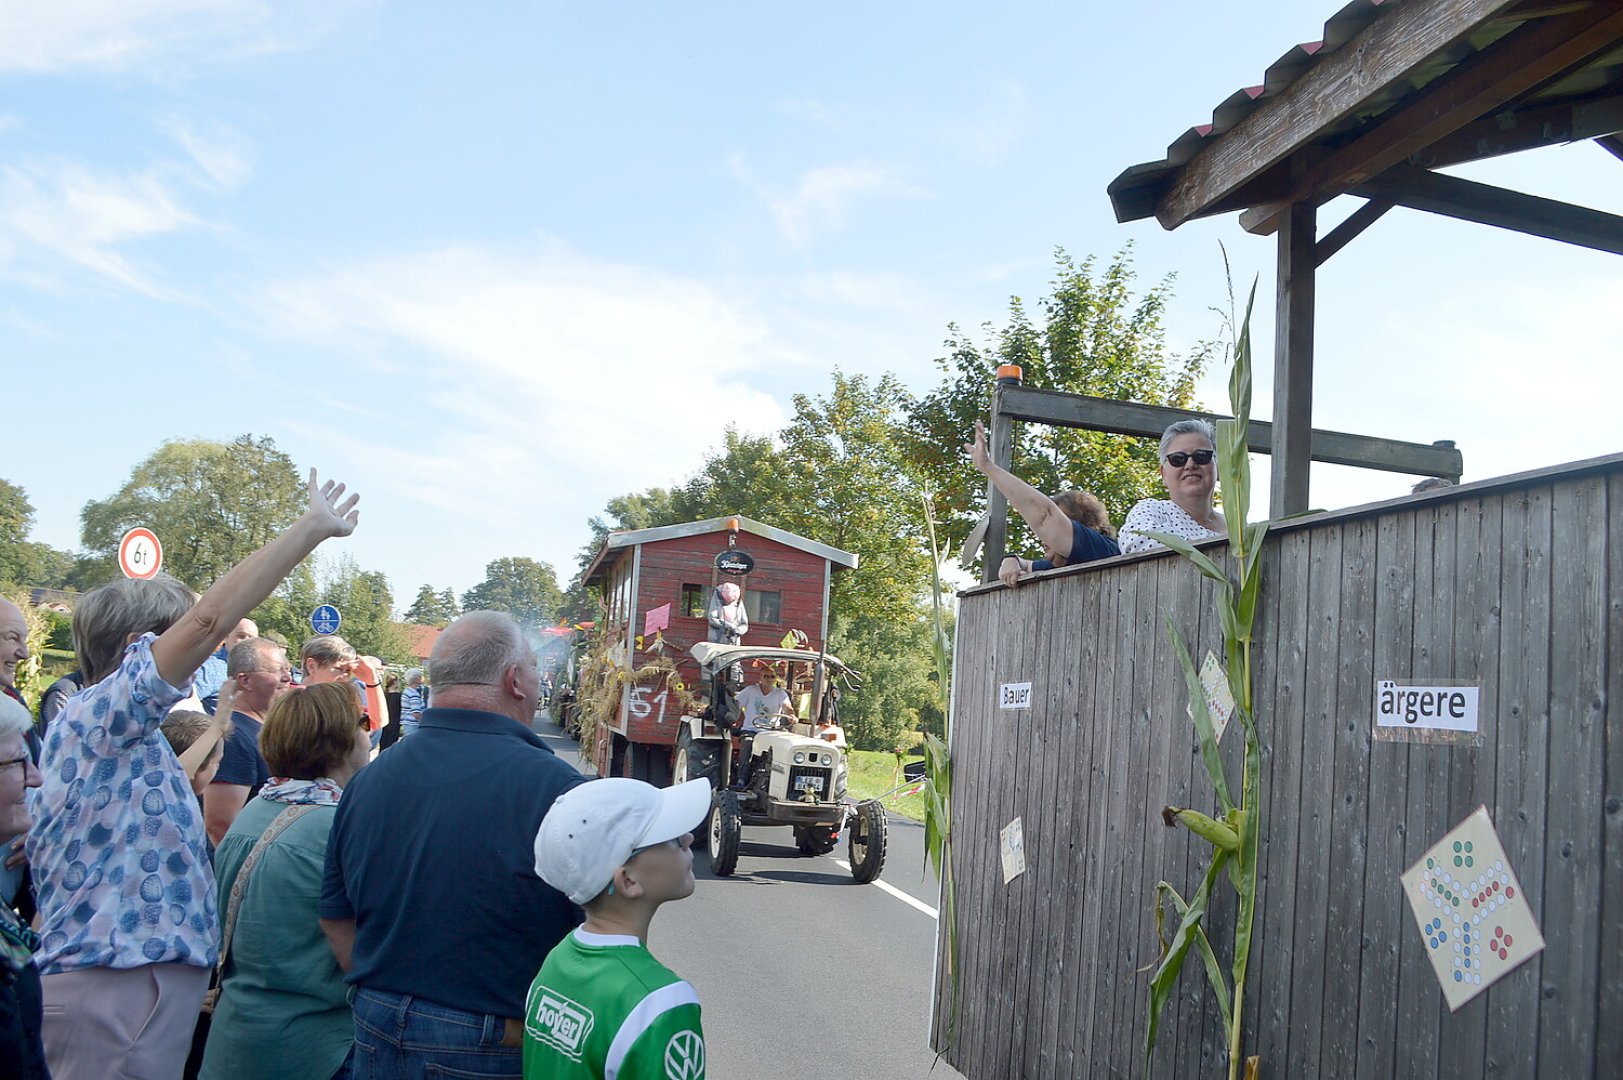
[1375,680,1479,733]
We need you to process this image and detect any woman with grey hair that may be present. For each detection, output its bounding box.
[0,693,47,1079]
[1118,419,1227,555]
[26,470,361,1080]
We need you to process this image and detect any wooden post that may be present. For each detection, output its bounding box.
[1272,201,1316,518]
[981,387,1016,584]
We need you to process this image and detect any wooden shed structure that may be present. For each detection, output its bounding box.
[1109,0,1623,519]
[580,516,857,781]
[937,1,1623,1076]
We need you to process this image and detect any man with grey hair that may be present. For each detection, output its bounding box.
[193,616,258,715]
[320,611,584,1078]
[399,666,426,737]
[204,637,291,845]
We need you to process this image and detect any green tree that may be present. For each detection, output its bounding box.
[250,561,320,649]
[437,587,461,621]
[79,435,305,589]
[321,556,411,663]
[0,479,76,589]
[462,557,565,626]
[907,246,1213,566]
[405,584,456,625]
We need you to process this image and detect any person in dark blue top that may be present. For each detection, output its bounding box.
[967,419,1120,587]
[319,610,584,1079]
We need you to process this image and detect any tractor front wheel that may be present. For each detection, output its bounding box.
[709,791,742,876]
[847,800,887,883]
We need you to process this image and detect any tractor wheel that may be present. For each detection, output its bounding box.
[795,825,838,856]
[847,800,887,883]
[674,730,723,848]
[709,791,742,877]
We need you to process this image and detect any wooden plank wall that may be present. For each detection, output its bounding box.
[932,459,1619,1079]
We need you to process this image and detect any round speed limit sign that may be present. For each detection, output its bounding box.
[118,527,164,580]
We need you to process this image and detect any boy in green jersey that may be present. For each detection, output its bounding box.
[526,777,712,1079]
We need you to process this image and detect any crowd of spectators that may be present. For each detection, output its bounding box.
[0,467,629,1080]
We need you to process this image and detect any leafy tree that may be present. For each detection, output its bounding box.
[906,246,1213,566]
[321,556,411,663]
[437,587,461,621]
[0,480,31,559]
[250,561,320,650]
[405,584,457,626]
[79,435,305,589]
[0,480,76,589]
[462,557,565,626]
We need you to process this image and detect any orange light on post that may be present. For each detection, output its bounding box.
[995,364,1023,387]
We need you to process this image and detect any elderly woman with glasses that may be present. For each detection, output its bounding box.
[1118,419,1226,555]
[25,471,360,1080]
[0,694,47,1079]
[198,680,373,1080]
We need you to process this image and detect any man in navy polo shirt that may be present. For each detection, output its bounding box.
[320,610,584,1078]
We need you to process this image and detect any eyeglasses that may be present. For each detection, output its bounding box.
[1164,449,1215,467]
[358,713,372,730]
[0,755,31,774]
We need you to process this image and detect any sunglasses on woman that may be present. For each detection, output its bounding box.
[1165,449,1215,467]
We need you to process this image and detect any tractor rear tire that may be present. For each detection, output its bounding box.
[848,800,887,883]
[709,791,742,877]
[674,730,723,848]
[795,825,838,856]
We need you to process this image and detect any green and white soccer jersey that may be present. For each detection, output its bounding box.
[524,929,705,1080]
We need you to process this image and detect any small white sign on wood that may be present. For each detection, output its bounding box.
[1375,680,1479,733]
[999,682,1032,710]
[1000,817,1026,884]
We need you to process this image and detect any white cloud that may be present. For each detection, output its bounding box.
[159,115,253,190]
[733,156,929,246]
[249,242,799,575]
[0,0,370,77]
[0,158,200,296]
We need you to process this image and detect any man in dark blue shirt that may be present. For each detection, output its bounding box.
[320,611,584,1079]
[205,637,287,846]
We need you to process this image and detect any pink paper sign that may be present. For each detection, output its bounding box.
[643,603,672,636]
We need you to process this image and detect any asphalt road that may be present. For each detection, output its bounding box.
[536,718,963,1080]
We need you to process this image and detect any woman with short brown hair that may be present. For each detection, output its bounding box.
[198,681,372,1080]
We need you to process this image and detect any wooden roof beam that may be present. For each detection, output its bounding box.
[1349,163,1623,255]
[1315,198,1394,266]
[993,384,1464,478]
[1153,0,1523,230]
[1240,1,1623,236]
[1600,133,1623,160]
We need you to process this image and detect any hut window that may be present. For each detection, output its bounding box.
[745,590,781,626]
[680,583,706,618]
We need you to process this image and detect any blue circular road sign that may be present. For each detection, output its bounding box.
[310,605,342,636]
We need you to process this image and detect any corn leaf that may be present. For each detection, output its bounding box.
[1145,851,1229,1073]
[1150,880,1233,1031]
[1144,530,1232,589]
[1164,614,1235,813]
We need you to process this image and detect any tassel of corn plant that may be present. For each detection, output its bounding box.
[1143,276,1267,1080]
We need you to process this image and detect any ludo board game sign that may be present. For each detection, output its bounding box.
[1401,806,1544,1010]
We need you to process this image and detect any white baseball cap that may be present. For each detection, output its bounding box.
[534,778,713,905]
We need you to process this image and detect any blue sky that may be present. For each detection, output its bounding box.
[4,0,1619,602]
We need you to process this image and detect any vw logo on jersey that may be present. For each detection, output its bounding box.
[663,1030,704,1079]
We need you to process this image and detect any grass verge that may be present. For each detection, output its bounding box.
[845,749,926,822]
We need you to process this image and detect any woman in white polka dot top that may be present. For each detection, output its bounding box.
[1118,419,1227,554]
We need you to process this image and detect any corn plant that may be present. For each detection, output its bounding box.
[920,491,958,1054]
[1143,279,1267,1080]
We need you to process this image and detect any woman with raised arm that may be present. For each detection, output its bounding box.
[966,419,1119,588]
[26,470,360,1080]
[1118,419,1226,555]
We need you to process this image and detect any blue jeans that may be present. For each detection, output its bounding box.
[350,988,522,1079]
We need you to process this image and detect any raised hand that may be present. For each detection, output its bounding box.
[306,468,361,539]
[965,419,992,473]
